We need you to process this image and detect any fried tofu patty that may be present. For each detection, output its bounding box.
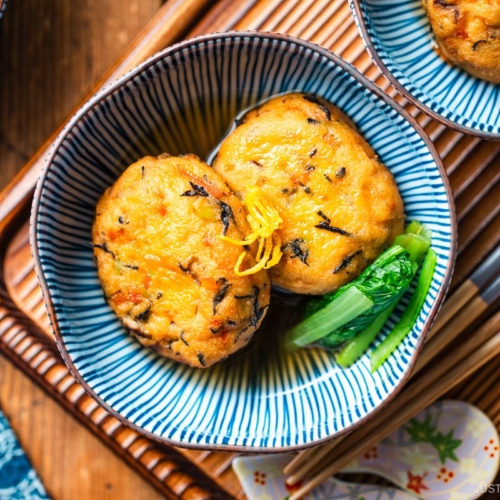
[92,154,270,368]
[213,93,405,295]
[423,0,500,83]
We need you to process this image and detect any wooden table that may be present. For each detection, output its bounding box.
[0,1,165,497]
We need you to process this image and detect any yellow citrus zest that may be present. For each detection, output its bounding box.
[218,187,283,276]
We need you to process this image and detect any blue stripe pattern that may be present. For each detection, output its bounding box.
[350,0,500,138]
[32,33,454,450]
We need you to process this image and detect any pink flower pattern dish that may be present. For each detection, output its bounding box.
[233,400,500,500]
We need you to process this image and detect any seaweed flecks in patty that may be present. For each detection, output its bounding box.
[92,154,270,368]
[213,93,404,294]
[424,0,500,83]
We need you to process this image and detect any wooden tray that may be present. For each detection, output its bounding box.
[1,0,499,498]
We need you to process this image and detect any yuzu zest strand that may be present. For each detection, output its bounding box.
[218,187,283,276]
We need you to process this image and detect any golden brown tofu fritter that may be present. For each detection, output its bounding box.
[92,154,270,368]
[423,0,500,83]
[212,93,405,295]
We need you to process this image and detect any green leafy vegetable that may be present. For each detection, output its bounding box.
[319,245,414,348]
[304,245,406,318]
[394,220,432,266]
[337,222,435,368]
[336,303,397,368]
[405,220,432,240]
[370,248,437,372]
[286,286,374,348]
[394,233,430,266]
[288,244,414,349]
[285,221,435,369]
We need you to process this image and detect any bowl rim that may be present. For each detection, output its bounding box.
[349,0,500,142]
[30,30,457,452]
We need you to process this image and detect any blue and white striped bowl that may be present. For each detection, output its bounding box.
[31,32,456,451]
[350,0,500,140]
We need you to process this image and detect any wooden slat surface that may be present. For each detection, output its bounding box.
[1,0,499,499]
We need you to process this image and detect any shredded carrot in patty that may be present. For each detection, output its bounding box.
[218,187,283,276]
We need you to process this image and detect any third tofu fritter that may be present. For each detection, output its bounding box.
[213,93,405,295]
[423,0,500,83]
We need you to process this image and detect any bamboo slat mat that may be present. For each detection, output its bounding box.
[1,0,499,498]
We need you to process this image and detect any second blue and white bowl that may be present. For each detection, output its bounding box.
[31,32,456,451]
[350,0,500,140]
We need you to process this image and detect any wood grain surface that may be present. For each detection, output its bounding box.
[0,0,161,191]
[0,1,166,498]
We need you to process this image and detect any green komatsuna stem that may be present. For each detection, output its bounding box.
[336,225,432,367]
[336,302,398,368]
[394,232,431,266]
[370,248,438,372]
[286,286,374,348]
[405,220,432,240]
